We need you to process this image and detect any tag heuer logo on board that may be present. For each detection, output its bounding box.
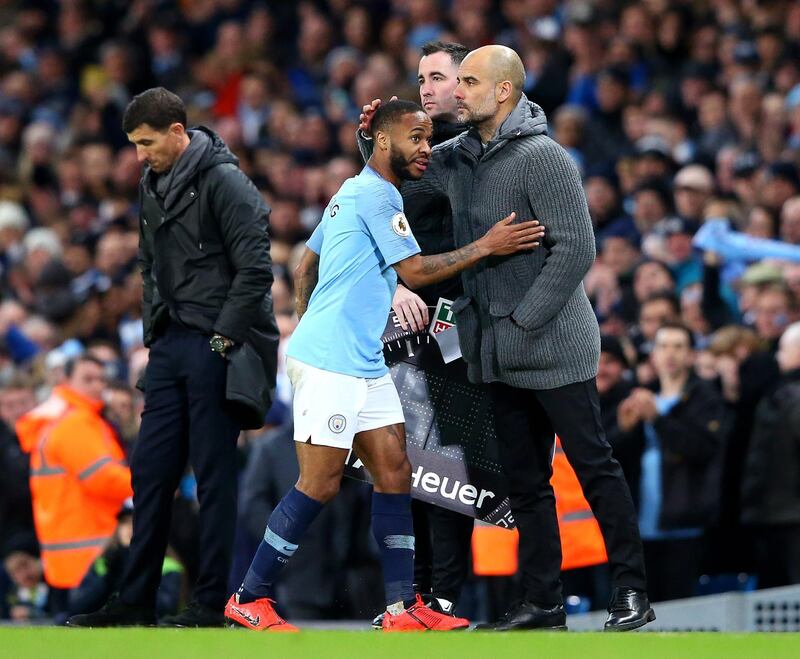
[429,298,456,336]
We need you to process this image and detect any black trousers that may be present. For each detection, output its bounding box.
[121,323,240,611]
[412,500,474,604]
[489,379,647,606]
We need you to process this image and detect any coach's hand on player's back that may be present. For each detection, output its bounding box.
[478,212,544,256]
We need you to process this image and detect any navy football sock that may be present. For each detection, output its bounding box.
[371,492,415,607]
[238,487,323,603]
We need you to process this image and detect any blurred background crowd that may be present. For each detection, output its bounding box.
[1,0,800,624]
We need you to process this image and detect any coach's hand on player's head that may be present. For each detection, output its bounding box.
[478,212,544,256]
[359,96,399,135]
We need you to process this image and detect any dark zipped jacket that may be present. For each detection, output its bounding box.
[741,368,800,526]
[612,375,729,529]
[138,127,275,345]
[138,127,278,422]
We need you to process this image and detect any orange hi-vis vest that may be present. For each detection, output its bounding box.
[472,437,607,576]
[16,385,133,589]
[551,438,608,570]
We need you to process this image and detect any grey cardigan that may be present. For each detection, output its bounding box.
[406,95,600,389]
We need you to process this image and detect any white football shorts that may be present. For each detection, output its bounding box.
[286,357,405,450]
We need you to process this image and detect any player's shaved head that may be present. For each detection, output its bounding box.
[462,45,525,102]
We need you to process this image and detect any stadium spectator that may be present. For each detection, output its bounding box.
[780,196,800,245]
[15,355,132,621]
[617,322,728,601]
[103,381,139,452]
[752,284,797,347]
[741,321,800,588]
[631,291,681,381]
[597,335,636,465]
[0,374,36,548]
[672,165,715,225]
[2,532,49,622]
[705,324,779,574]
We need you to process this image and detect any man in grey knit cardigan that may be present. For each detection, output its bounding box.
[397,45,656,631]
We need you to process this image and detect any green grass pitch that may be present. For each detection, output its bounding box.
[2,628,799,659]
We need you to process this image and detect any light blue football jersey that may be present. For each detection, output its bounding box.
[286,165,420,377]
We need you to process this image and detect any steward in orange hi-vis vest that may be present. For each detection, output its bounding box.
[16,383,132,589]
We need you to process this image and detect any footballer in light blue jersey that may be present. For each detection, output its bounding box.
[227,100,541,632]
[286,165,420,378]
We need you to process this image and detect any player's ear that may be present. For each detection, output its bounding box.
[375,128,390,152]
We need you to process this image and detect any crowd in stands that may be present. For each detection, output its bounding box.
[1,0,800,621]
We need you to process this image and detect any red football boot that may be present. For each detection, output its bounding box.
[224,594,299,632]
[382,594,470,632]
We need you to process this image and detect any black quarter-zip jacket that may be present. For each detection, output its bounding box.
[138,126,275,347]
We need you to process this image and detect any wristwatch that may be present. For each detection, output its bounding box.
[209,334,233,355]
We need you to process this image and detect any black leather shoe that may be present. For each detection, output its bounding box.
[67,596,156,627]
[603,587,655,632]
[159,601,225,628]
[475,601,567,631]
